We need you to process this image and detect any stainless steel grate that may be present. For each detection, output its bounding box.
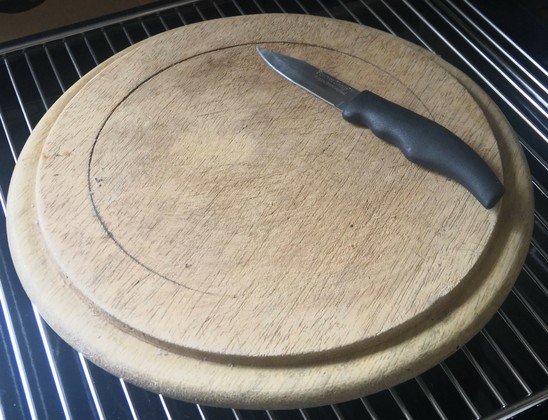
[1,0,547,418]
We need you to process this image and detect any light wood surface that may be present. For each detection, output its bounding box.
[7,14,533,409]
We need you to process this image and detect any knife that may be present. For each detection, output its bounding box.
[257,48,504,209]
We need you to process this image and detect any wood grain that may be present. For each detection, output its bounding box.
[36,29,500,359]
[6,14,533,409]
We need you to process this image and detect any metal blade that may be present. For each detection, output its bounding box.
[257,48,360,110]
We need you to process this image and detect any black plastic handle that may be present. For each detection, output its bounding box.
[342,91,504,209]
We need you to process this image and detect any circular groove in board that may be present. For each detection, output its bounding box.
[6,17,530,406]
[36,38,498,359]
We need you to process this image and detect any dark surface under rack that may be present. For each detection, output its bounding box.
[1,0,547,419]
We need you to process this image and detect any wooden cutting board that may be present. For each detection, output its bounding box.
[7,14,533,409]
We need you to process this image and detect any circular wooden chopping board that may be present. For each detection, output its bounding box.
[7,14,533,408]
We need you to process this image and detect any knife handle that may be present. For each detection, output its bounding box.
[342,90,504,209]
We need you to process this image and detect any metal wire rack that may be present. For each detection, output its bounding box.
[0,0,547,418]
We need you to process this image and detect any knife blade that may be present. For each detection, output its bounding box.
[257,47,504,209]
